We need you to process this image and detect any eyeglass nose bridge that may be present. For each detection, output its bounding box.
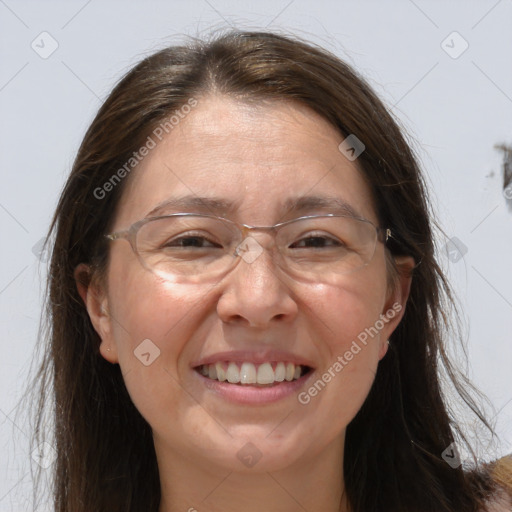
[239,223,280,241]
[232,223,287,265]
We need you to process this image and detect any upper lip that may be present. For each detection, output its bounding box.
[191,349,316,369]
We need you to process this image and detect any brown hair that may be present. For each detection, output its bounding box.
[26,29,499,511]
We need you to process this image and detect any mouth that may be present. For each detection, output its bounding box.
[194,361,314,387]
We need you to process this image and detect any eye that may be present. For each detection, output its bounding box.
[162,232,223,249]
[290,233,345,249]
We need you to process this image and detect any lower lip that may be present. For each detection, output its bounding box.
[193,369,315,405]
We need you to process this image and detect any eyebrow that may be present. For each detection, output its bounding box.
[145,194,363,221]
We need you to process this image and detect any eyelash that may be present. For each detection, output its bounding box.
[163,232,343,249]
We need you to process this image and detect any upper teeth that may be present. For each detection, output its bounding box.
[198,362,305,385]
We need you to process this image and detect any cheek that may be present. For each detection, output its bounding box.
[307,267,387,354]
[105,266,211,419]
[108,263,207,353]
[299,272,387,420]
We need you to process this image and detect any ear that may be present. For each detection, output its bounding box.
[378,255,415,359]
[74,263,119,364]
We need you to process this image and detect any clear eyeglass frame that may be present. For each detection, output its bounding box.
[105,212,392,284]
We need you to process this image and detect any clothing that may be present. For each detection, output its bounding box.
[487,454,512,511]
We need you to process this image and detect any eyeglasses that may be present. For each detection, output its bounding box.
[105,213,391,284]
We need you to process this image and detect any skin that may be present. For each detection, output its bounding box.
[76,96,414,512]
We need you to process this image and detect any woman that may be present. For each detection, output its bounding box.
[29,30,511,511]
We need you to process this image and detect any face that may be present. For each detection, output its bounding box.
[79,95,410,476]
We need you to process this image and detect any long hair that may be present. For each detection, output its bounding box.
[26,29,497,511]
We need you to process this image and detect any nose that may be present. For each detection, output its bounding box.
[215,235,299,328]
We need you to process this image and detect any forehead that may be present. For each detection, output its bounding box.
[113,95,377,228]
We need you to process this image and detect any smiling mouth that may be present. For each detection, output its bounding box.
[194,361,313,386]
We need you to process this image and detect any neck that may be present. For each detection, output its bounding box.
[155,434,348,512]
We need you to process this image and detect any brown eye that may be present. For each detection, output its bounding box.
[162,233,222,249]
[290,234,344,249]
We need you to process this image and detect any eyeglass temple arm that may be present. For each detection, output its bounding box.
[105,232,126,241]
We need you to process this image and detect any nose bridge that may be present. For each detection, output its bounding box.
[234,235,274,271]
[234,223,283,269]
[217,224,297,327]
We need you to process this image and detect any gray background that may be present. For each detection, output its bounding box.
[1,1,511,510]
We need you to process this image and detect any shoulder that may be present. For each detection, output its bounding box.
[483,454,512,512]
